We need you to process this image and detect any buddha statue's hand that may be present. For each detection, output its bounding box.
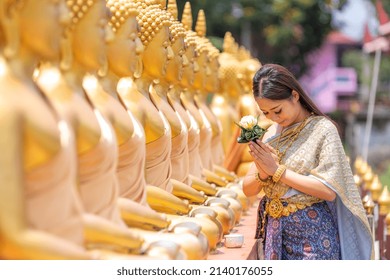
[146,185,190,215]
[117,198,170,231]
[1,230,93,260]
[82,214,144,253]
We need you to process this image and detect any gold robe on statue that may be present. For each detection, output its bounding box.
[116,114,148,205]
[170,123,191,185]
[26,121,84,245]
[78,110,124,226]
[145,112,173,193]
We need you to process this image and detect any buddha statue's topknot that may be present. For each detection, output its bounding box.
[134,1,171,46]
[166,0,185,43]
[168,20,186,43]
[66,0,96,27]
[106,0,138,33]
[181,2,207,55]
[195,9,219,60]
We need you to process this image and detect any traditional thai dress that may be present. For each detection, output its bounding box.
[256,116,373,260]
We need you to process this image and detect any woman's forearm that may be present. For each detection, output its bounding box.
[280,169,336,201]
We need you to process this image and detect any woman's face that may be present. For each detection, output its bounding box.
[256,91,301,127]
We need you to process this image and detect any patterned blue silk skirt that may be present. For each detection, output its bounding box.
[261,200,340,260]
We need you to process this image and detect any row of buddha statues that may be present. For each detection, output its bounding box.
[0,0,268,260]
[353,156,390,259]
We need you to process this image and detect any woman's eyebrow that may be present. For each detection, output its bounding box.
[261,105,281,112]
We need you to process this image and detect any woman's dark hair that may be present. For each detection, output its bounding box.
[252,63,326,118]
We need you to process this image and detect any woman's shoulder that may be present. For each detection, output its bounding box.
[310,116,339,136]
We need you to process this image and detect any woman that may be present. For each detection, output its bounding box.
[243,64,373,260]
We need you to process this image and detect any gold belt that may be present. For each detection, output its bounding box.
[265,197,320,219]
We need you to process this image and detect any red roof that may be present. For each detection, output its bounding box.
[376,0,390,25]
[363,23,374,44]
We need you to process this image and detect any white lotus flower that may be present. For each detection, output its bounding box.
[238,115,257,130]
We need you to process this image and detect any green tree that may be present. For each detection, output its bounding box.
[176,0,346,77]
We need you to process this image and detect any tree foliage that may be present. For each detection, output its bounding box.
[176,0,346,77]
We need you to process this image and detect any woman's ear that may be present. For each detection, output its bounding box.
[291,90,300,103]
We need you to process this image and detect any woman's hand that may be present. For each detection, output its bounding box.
[248,139,279,176]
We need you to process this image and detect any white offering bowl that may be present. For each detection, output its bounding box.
[224,233,244,248]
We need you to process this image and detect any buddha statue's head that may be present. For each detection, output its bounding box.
[164,0,185,84]
[218,31,239,66]
[195,9,220,94]
[219,58,242,101]
[106,0,144,78]
[0,0,70,60]
[62,0,109,73]
[179,2,196,90]
[222,31,238,56]
[134,0,172,80]
[238,47,261,94]
[191,37,209,92]
[180,1,208,91]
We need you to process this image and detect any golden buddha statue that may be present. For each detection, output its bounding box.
[118,0,174,193]
[149,0,220,207]
[34,0,194,259]
[210,33,242,157]
[192,10,240,184]
[179,3,228,188]
[155,0,241,242]
[81,0,172,232]
[92,2,209,252]
[115,0,232,250]
[81,0,211,258]
[167,3,203,180]
[0,0,92,259]
[224,46,272,177]
[151,0,190,186]
[174,3,245,230]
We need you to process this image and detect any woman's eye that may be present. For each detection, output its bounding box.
[275,110,282,115]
